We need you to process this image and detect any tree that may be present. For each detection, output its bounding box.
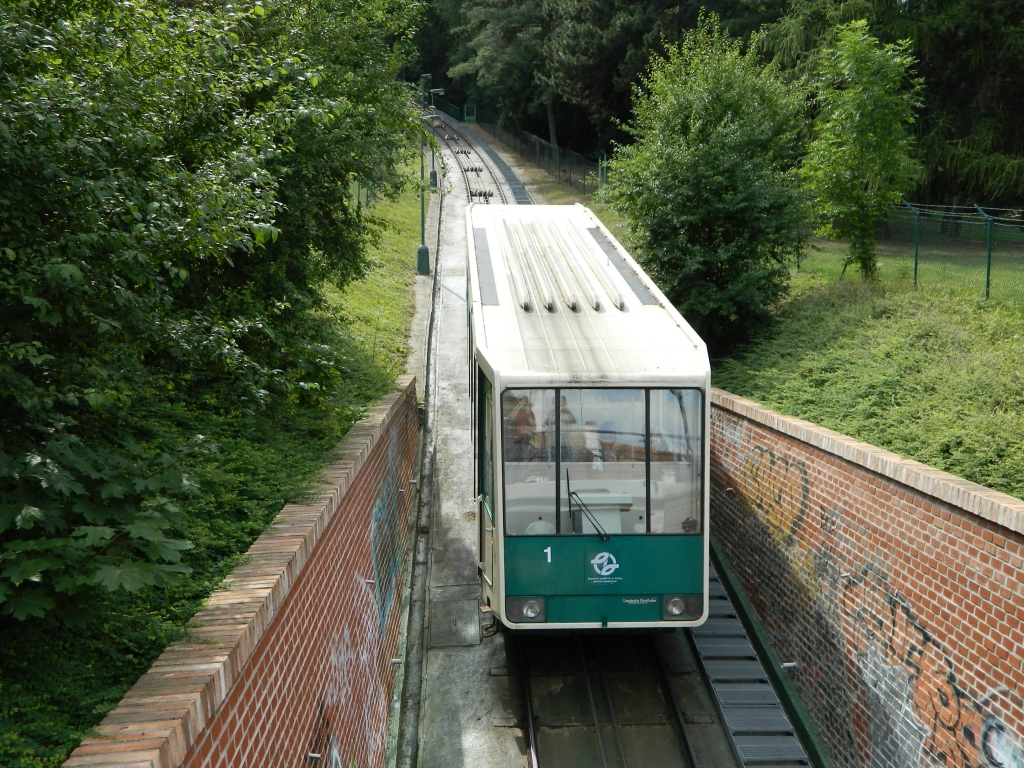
[540,0,682,146]
[760,0,881,72]
[603,14,806,354]
[800,20,922,278]
[448,0,558,139]
[908,0,1024,203]
[0,0,423,620]
[0,2,275,619]
[764,0,1024,206]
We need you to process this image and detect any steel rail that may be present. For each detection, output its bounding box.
[577,635,612,768]
[594,639,629,768]
[434,117,512,205]
[655,632,702,768]
[517,635,541,768]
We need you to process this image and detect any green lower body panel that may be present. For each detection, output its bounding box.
[548,595,662,623]
[504,534,704,624]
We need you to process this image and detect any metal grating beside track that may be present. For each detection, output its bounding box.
[691,565,810,767]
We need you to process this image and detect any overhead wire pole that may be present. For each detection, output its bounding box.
[418,73,431,275]
[428,86,444,190]
[417,76,446,276]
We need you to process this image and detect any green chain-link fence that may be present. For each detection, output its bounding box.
[875,204,1024,301]
[795,204,1024,302]
[477,109,607,195]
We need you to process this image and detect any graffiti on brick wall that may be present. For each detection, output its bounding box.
[732,439,1023,768]
[744,446,809,546]
[840,564,1023,768]
[371,428,405,635]
[304,421,409,768]
[306,575,389,768]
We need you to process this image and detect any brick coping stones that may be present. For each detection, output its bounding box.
[712,388,1024,536]
[63,376,417,768]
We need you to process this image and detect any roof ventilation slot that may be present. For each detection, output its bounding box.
[501,220,535,311]
[546,222,603,311]
[566,223,626,311]
[534,222,579,311]
[512,221,557,312]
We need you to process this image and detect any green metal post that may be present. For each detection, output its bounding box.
[914,209,920,287]
[428,88,443,191]
[975,203,993,299]
[903,201,920,287]
[417,74,431,276]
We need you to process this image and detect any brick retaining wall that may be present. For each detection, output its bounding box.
[64,376,420,768]
[710,388,1024,768]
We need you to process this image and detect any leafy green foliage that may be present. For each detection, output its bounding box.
[0,0,422,621]
[603,14,807,354]
[0,1,275,618]
[911,0,1024,203]
[799,20,923,278]
[539,0,684,144]
[760,0,879,72]
[0,174,422,766]
[764,0,1024,205]
[448,0,555,130]
[437,0,788,147]
[715,276,1024,501]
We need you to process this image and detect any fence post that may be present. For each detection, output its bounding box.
[903,201,920,288]
[975,203,993,299]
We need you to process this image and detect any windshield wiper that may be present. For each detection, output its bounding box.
[566,469,610,541]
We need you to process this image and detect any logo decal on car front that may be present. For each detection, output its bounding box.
[591,552,619,576]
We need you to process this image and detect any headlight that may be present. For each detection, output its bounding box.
[663,594,701,621]
[507,596,546,623]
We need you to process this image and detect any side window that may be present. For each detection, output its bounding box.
[502,389,556,535]
[650,389,703,533]
[481,376,494,513]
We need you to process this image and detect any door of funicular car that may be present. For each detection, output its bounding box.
[478,374,497,596]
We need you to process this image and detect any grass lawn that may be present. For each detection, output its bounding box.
[713,266,1024,502]
[800,224,1024,304]
[0,178,422,767]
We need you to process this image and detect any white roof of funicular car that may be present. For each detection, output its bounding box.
[467,204,710,387]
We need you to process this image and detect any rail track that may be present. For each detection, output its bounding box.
[514,631,700,768]
[432,113,528,204]
[422,114,812,768]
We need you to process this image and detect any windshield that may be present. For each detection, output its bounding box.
[502,388,703,536]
